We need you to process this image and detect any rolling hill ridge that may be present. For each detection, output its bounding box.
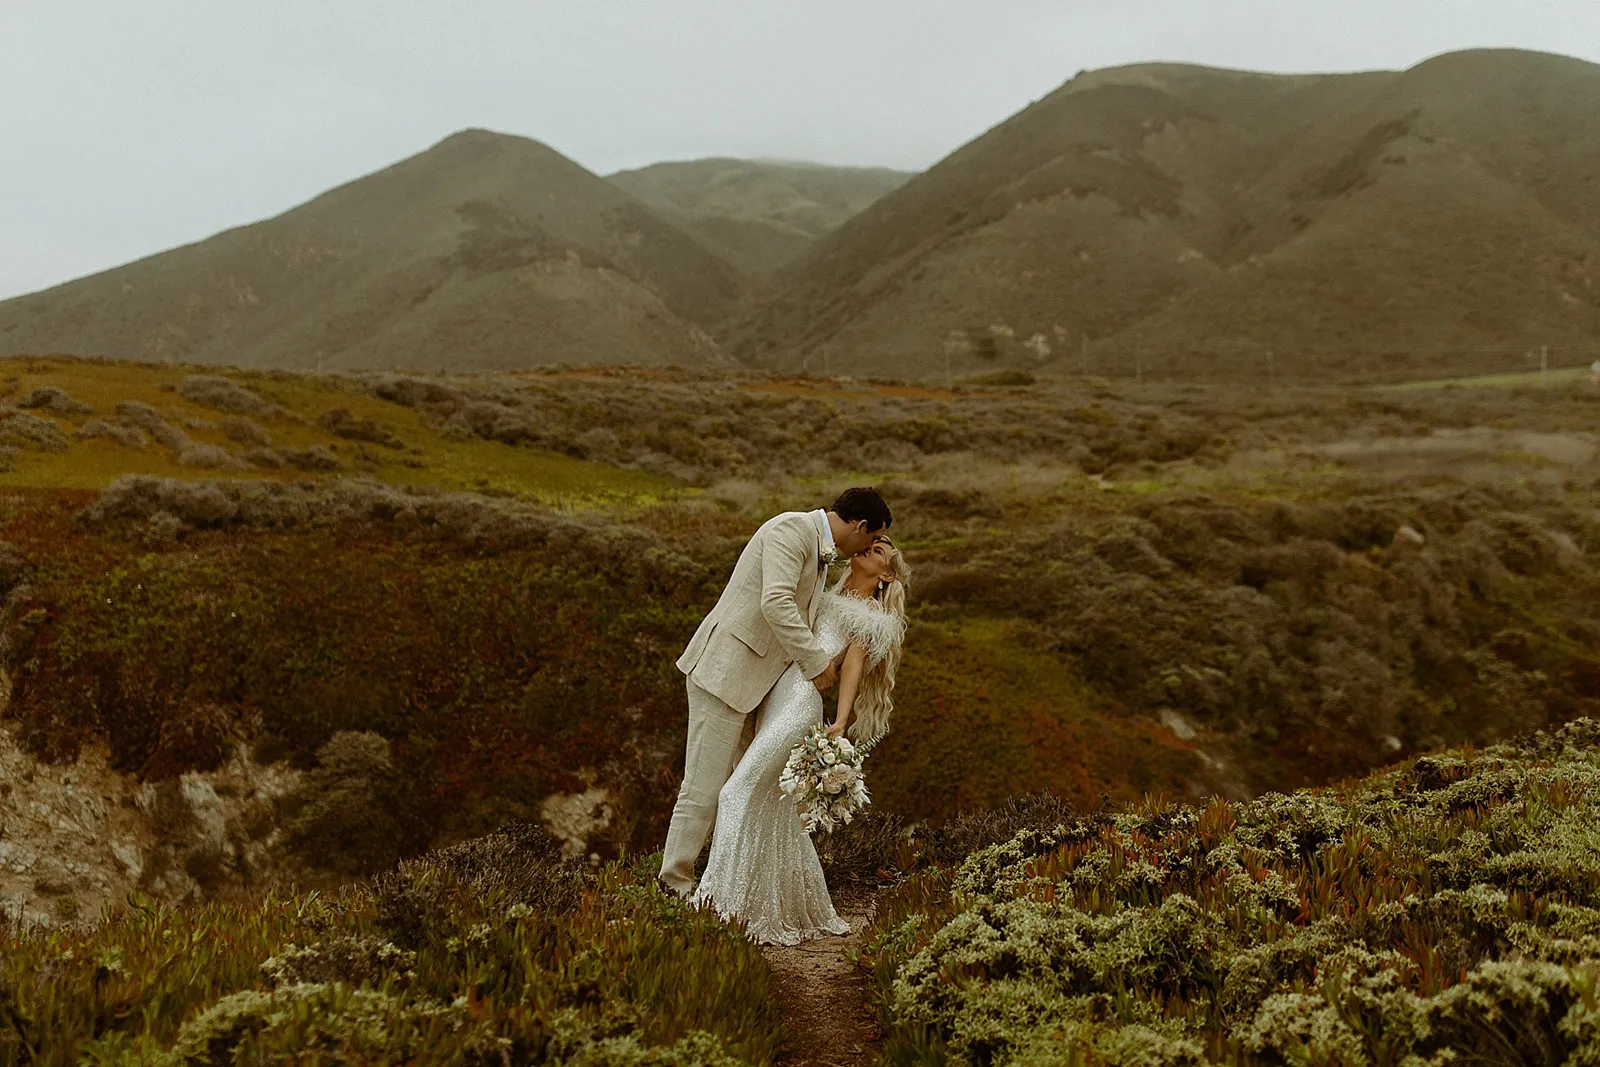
[0,129,746,372]
[607,158,912,278]
[733,48,1600,382]
[5,49,1598,383]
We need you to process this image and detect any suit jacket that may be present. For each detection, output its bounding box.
[677,510,832,713]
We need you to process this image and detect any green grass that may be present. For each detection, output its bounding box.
[878,617,1197,818]
[0,357,673,505]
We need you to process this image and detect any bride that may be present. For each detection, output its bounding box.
[691,534,910,945]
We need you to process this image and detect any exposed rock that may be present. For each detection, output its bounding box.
[0,723,300,926]
[1395,524,1427,546]
[1159,708,1198,741]
[539,783,613,860]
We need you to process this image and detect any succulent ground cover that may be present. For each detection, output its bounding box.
[859,719,1600,1066]
[0,826,780,1066]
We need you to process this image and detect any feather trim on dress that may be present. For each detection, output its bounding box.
[821,591,906,666]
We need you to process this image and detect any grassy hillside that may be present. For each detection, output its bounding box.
[0,358,1594,1059]
[0,130,745,372]
[0,356,669,502]
[0,357,1594,882]
[734,49,1600,383]
[608,158,912,277]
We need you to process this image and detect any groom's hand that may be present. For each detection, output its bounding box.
[812,662,838,693]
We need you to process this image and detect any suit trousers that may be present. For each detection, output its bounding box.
[659,679,754,895]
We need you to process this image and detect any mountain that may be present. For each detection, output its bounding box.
[607,159,912,278]
[732,49,1600,382]
[0,129,747,372]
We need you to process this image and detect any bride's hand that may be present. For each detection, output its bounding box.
[827,720,847,738]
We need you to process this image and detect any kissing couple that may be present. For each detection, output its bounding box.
[658,488,910,945]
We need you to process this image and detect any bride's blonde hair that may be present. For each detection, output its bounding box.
[850,537,911,744]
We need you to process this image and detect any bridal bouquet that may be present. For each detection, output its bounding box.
[779,724,874,834]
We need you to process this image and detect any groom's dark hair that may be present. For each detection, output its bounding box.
[832,487,892,532]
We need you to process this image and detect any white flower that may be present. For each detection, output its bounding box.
[784,723,873,835]
[821,764,856,792]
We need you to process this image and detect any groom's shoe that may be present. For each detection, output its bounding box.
[655,874,690,899]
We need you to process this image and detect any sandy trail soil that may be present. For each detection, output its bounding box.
[762,889,881,1067]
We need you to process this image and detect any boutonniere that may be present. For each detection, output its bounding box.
[819,548,839,570]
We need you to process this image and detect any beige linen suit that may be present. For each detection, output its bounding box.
[659,510,833,894]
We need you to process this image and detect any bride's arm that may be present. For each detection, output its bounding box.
[828,643,869,737]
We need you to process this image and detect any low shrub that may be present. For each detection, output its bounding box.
[178,375,275,416]
[114,400,187,450]
[281,443,341,471]
[817,794,1082,885]
[74,418,145,448]
[176,442,246,470]
[0,411,69,453]
[16,386,91,416]
[861,719,1600,1066]
[363,822,587,946]
[220,415,271,447]
[286,731,418,876]
[355,372,1236,485]
[318,406,404,448]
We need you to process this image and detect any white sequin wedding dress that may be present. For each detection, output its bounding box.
[691,589,904,945]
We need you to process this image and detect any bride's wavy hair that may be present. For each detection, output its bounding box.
[850,536,911,744]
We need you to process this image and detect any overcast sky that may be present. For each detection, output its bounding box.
[4,0,1597,301]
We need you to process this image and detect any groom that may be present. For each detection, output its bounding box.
[659,487,894,896]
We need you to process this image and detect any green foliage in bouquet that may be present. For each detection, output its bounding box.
[860,719,1600,1066]
[0,827,780,1066]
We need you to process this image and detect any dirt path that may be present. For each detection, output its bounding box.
[762,889,881,1067]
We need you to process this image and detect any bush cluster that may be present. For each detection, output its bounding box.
[916,483,1600,779]
[9,486,719,859]
[861,719,1600,1066]
[354,368,1600,489]
[817,794,1082,885]
[318,406,404,449]
[74,418,146,448]
[16,386,92,416]
[114,400,188,450]
[0,837,780,1065]
[360,372,1230,484]
[0,411,69,453]
[77,475,712,581]
[176,375,277,417]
